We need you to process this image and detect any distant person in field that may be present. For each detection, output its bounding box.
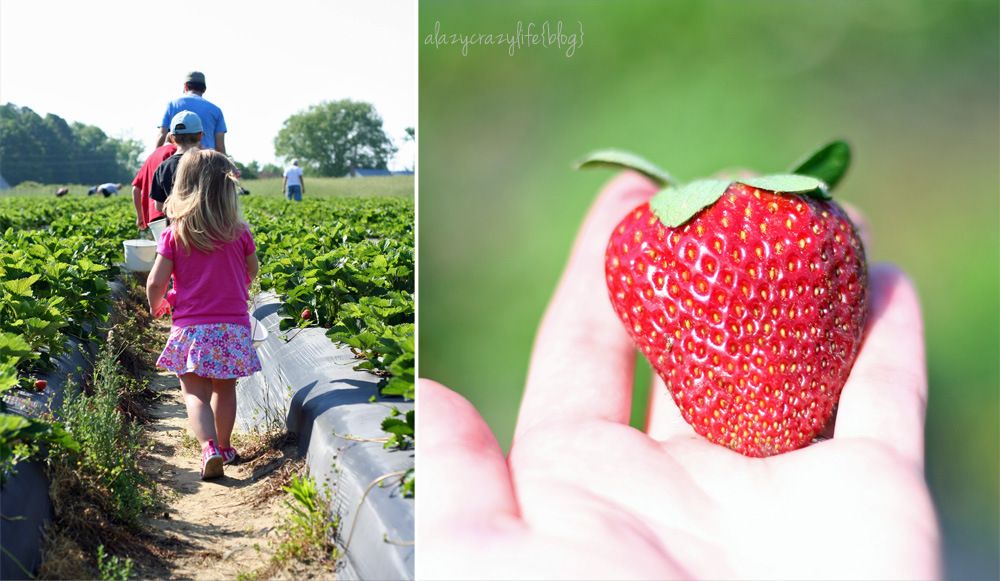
[88,183,120,197]
[282,159,305,201]
[55,187,69,197]
[155,71,227,154]
[147,149,260,480]
[151,111,204,212]
[131,142,177,230]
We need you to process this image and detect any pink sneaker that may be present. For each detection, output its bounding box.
[201,440,223,480]
[220,446,239,465]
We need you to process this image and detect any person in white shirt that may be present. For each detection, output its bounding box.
[89,183,120,197]
[282,160,305,202]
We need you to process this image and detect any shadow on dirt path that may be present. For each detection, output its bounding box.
[136,371,302,580]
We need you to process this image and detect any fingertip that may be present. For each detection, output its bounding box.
[419,377,448,401]
[593,170,661,212]
[865,264,921,334]
[518,171,658,435]
[417,378,520,523]
[840,201,873,254]
[569,169,661,271]
[420,378,480,434]
[419,378,509,457]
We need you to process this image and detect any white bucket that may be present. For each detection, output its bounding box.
[148,218,167,243]
[123,240,158,272]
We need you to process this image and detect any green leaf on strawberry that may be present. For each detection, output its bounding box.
[650,179,731,228]
[738,174,830,199]
[579,143,845,228]
[789,139,851,190]
[649,174,830,228]
[574,149,674,186]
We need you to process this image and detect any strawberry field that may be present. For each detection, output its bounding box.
[1,198,127,477]
[0,191,414,482]
[0,190,414,571]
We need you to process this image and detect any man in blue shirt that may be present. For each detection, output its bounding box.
[155,71,227,153]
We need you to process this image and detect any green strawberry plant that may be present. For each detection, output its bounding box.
[0,331,79,484]
[380,407,414,450]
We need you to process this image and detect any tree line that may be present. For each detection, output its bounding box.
[0,103,143,187]
[1,99,411,186]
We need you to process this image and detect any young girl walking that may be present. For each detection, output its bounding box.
[147,149,261,480]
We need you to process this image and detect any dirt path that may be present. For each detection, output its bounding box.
[138,371,302,580]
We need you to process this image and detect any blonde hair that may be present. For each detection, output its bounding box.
[164,149,245,254]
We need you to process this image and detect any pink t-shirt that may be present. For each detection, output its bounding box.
[157,224,256,329]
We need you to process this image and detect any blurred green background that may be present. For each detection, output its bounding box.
[418,1,998,578]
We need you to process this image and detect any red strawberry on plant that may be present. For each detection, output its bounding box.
[35,379,47,392]
[578,141,867,457]
[301,308,312,320]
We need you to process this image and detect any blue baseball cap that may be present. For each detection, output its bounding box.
[170,110,203,135]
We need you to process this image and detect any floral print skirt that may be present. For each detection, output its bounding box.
[157,323,262,379]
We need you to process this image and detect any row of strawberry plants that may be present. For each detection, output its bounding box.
[0,197,133,481]
[244,197,415,402]
[0,220,125,374]
[0,196,131,235]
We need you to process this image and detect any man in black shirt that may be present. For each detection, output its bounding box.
[151,110,204,211]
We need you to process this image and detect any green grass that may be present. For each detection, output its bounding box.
[239,472,340,580]
[241,175,413,198]
[96,544,134,581]
[274,473,339,564]
[58,343,156,524]
[1,175,414,199]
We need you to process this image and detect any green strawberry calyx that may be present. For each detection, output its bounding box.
[652,174,833,227]
[575,149,675,186]
[577,140,851,228]
[788,139,851,190]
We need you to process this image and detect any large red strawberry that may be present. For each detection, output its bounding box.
[579,141,868,457]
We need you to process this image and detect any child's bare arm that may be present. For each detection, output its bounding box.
[147,255,173,315]
[246,252,259,281]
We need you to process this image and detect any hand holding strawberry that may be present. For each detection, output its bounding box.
[152,299,171,318]
[419,166,938,580]
[149,289,177,319]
